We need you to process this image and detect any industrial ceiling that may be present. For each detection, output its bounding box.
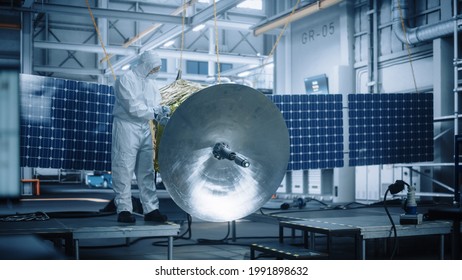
[0,0,277,83]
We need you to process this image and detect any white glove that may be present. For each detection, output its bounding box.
[158,116,170,126]
[153,105,170,122]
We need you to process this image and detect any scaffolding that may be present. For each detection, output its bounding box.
[454,0,461,206]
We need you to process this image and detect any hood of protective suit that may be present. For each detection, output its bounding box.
[133,50,161,79]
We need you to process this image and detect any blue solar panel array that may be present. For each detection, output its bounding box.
[348,93,434,166]
[19,73,434,172]
[20,74,114,171]
[269,94,345,170]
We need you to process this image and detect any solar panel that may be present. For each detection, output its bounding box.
[269,94,344,170]
[347,93,434,166]
[20,74,114,171]
[19,73,434,173]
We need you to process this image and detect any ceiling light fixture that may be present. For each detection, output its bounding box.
[237,71,251,77]
[193,24,206,32]
[163,40,175,47]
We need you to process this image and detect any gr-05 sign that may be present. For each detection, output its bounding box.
[302,22,335,44]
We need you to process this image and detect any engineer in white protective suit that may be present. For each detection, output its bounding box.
[111,50,170,223]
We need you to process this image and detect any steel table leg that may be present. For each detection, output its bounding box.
[168,236,173,260]
[361,239,366,260]
[74,239,80,260]
[440,234,445,260]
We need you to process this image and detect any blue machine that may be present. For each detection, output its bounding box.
[87,172,112,188]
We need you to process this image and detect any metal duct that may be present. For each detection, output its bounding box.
[392,0,462,44]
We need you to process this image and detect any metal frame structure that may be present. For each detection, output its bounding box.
[454,0,461,206]
[3,0,269,83]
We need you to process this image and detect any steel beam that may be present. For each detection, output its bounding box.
[33,40,264,65]
[20,3,184,24]
[112,0,246,74]
[139,0,244,52]
[205,19,253,31]
[34,41,137,56]
[33,65,103,76]
[156,49,263,65]
[190,0,246,25]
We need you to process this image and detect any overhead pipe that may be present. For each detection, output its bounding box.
[25,3,182,25]
[392,0,462,44]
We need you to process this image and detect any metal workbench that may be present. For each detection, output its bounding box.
[279,215,452,259]
[0,213,180,260]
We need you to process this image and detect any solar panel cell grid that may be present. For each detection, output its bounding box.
[269,94,345,170]
[20,74,113,171]
[347,93,434,166]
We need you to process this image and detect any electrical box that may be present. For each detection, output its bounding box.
[308,169,322,195]
[276,172,289,194]
[355,166,380,201]
[333,167,355,203]
[291,170,305,194]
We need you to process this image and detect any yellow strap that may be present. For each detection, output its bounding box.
[179,0,186,74]
[214,0,221,84]
[85,0,117,81]
[258,0,301,80]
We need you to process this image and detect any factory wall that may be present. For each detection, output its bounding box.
[289,2,354,94]
[275,2,356,203]
[274,0,456,202]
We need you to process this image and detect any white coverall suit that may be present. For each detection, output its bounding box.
[111,50,162,215]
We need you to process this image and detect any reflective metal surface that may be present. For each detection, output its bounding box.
[158,84,290,222]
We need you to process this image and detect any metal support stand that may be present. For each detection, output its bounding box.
[74,239,80,260]
[167,236,173,260]
[455,135,462,207]
[440,234,445,260]
[231,220,237,242]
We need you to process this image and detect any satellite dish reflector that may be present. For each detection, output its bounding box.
[158,84,290,222]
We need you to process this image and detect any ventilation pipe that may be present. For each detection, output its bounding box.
[392,0,462,44]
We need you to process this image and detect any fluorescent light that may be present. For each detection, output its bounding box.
[237,71,251,77]
[237,0,262,10]
[163,40,175,47]
[121,64,131,71]
[193,24,205,32]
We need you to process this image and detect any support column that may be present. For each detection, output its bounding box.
[20,11,33,74]
[20,11,34,186]
[433,38,455,192]
[98,0,108,84]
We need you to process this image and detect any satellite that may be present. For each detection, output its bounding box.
[158,83,290,222]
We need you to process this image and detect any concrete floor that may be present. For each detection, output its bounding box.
[0,183,459,260]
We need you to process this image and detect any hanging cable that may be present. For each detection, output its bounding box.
[213,0,221,84]
[85,0,117,81]
[256,0,301,83]
[397,0,419,93]
[178,0,187,79]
